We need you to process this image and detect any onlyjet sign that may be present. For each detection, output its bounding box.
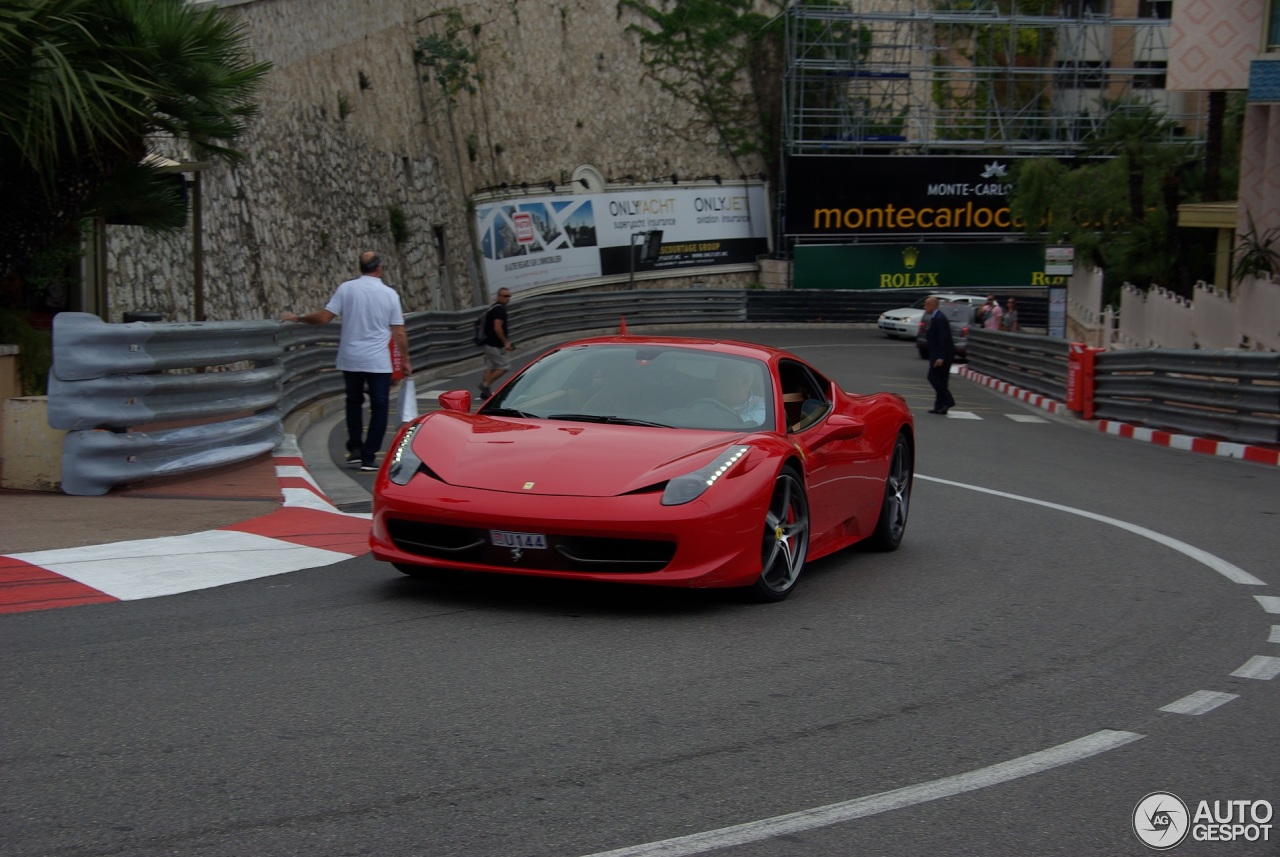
[785,155,1030,238]
[475,184,769,293]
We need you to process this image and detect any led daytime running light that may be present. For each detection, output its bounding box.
[388,424,421,485]
[662,445,749,506]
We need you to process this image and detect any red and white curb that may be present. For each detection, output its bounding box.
[956,366,1066,416]
[958,366,1280,467]
[0,436,372,615]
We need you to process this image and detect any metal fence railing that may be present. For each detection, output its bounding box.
[46,288,1275,494]
[48,313,285,495]
[966,329,1071,401]
[967,328,1280,445]
[1092,349,1280,446]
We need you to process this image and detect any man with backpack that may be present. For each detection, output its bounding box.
[478,288,513,399]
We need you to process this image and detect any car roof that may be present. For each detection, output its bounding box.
[556,334,792,364]
[937,302,975,317]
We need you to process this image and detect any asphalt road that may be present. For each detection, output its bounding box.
[3,328,1278,857]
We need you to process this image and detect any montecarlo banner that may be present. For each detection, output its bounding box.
[476,184,770,293]
[785,155,1032,238]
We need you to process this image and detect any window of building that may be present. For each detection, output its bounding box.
[1057,60,1110,88]
[1138,0,1172,19]
[1269,0,1280,52]
[1133,61,1167,89]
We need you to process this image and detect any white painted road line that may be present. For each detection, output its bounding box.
[577,731,1143,857]
[1256,596,1280,614]
[918,475,1267,586]
[1005,414,1048,423]
[1159,690,1239,715]
[1270,625,1280,644]
[10,531,354,601]
[1230,655,1280,681]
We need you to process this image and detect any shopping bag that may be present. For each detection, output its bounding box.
[398,378,418,423]
[389,338,405,381]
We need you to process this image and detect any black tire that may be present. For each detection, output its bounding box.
[866,433,913,551]
[747,469,810,602]
[917,346,929,359]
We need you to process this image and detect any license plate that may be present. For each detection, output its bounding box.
[490,530,547,550]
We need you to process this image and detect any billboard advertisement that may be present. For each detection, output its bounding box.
[475,184,770,293]
[785,155,1031,238]
[794,242,1066,290]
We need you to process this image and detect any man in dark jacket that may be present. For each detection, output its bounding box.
[923,296,956,415]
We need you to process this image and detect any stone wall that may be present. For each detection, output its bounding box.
[104,0,763,322]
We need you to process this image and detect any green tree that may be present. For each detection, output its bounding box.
[1008,98,1205,297]
[0,0,271,301]
[619,0,783,176]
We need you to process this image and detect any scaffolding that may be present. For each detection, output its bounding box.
[783,0,1202,156]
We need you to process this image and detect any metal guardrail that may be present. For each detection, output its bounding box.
[49,313,286,495]
[50,291,747,494]
[1092,349,1280,445]
[966,329,1070,401]
[50,313,281,380]
[966,328,1279,445]
[47,289,1275,494]
[59,409,283,497]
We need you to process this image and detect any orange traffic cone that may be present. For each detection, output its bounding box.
[619,315,628,334]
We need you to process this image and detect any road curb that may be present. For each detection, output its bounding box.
[958,365,1280,468]
[0,441,369,615]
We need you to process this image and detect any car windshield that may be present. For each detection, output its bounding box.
[481,344,774,431]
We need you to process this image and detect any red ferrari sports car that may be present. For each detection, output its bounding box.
[371,336,914,601]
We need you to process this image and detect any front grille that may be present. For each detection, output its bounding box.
[555,536,675,572]
[386,519,675,573]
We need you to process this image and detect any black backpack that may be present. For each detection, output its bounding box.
[473,307,489,346]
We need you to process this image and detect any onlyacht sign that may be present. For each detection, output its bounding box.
[475,183,770,293]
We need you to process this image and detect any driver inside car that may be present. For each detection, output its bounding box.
[713,360,766,426]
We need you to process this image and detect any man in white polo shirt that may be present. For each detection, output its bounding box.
[282,251,410,471]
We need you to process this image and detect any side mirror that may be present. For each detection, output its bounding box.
[438,390,472,413]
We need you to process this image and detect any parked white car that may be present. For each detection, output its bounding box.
[877,293,987,339]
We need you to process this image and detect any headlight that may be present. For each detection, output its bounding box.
[661,445,750,506]
[387,423,422,485]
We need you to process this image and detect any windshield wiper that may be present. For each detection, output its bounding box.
[484,407,540,418]
[548,413,673,428]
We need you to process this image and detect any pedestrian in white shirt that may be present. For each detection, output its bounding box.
[282,251,410,471]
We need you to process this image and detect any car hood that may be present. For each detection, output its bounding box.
[413,411,752,496]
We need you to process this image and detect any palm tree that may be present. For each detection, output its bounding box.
[0,0,271,299]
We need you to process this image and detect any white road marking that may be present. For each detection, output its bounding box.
[281,486,348,515]
[1270,625,1280,644]
[918,475,1267,586]
[1159,690,1239,715]
[10,531,353,600]
[1005,414,1048,423]
[1256,596,1280,614]
[577,731,1143,857]
[945,411,982,420]
[1230,656,1280,680]
[276,464,323,493]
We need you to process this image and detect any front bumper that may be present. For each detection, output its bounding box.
[878,317,915,336]
[371,475,771,589]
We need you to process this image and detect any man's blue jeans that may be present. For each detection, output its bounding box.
[343,371,392,466]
